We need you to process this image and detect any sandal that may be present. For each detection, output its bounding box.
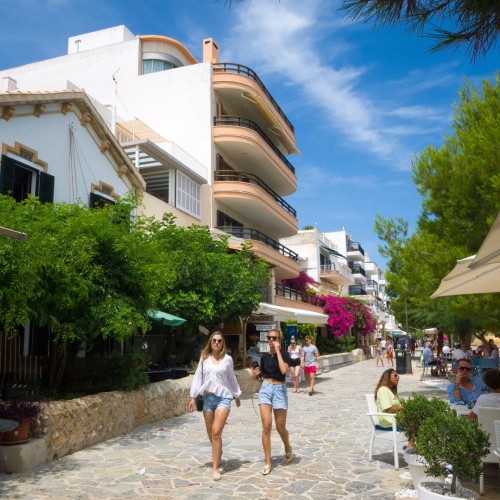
[261,464,272,475]
[284,451,293,464]
[213,470,221,481]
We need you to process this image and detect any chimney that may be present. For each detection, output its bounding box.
[203,38,220,64]
[1,77,18,92]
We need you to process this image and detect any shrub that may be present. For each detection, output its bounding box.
[105,349,149,391]
[416,412,490,494]
[397,394,454,444]
[0,398,43,424]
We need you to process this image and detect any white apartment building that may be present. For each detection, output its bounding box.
[0,26,329,354]
[280,228,354,296]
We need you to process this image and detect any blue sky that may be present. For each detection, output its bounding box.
[1,0,498,267]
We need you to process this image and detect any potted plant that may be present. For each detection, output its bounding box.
[397,394,453,488]
[416,411,490,499]
[0,398,44,445]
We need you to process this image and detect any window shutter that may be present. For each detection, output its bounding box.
[38,172,55,203]
[0,155,16,195]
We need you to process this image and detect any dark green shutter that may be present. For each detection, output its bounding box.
[0,155,16,195]
[38,172,55,203]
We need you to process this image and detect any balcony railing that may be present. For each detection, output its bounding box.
[366,279,379,292]
[349,263,366,277]
[213,62,294,133]
[213,116,295,174]
[349,285,367,295]
[217,226,298,261]
[214,170,297,217]
[347,241,365,256]
[275,283,323,307]
[320,264,336,273]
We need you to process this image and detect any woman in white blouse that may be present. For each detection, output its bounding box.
[188,331,241,481]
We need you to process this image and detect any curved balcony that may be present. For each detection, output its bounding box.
[213,63,296,153]
[214,170,297,238]
[217,225,299,279]
[319,264,353,286]
[213,115,296,196]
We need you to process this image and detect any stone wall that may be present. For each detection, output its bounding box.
[2,352,361,473]
[36,368,260,464]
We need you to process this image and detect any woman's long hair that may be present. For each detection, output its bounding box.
[200,331,227,361]
[374,368,397,398]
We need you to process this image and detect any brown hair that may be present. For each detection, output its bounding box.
[200,330,227,361]
[374,368,398,398]
[484,368,500,390]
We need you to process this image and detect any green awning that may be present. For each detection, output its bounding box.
[320,244,346,260]
[148,309,186,327]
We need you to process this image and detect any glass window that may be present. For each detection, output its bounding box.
[142,59,175,75]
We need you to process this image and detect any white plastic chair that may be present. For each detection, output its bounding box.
[477,407,500,495]
[494,420,500,459]
[365,393,406,470]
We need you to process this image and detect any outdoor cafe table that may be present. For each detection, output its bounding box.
[449,403,471,417]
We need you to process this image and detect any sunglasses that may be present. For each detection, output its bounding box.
[458,366,471,371]
[267,336,278,341]
[211,338,223,344]
[290,342,296,344]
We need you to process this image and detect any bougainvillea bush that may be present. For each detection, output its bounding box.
[319,295,376,338]
[282,271,318,293]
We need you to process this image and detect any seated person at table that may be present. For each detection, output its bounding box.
[448,358,488,406]
[467,369,500,420]
[475,332,499,360]
[423,342,441,377]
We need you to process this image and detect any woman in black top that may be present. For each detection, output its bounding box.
[251,329,299,475]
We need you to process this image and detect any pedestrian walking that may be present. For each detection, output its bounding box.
[375,339,384,367]
[251,329,299,476]
[287,336,303,393]
[301,335,320,395]
[188,331,241,481]
[386,342,394,367]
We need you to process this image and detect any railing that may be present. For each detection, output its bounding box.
[347,241,365,256]
[366,279,379,292]
[213,62,294,133]
[0,332,44,386]
[214,170,297,217]
[213,116,295,174]
[216,226,298,261]
[349,263,366,277]
[320,264,336,273]
[275,283,323,307]
[349,285,367,295]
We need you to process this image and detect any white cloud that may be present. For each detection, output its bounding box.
[221,0,453,169]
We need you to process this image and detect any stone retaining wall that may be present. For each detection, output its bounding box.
[36,368,260,465]
[1,352,362,472]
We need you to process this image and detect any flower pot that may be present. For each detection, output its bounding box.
[0,419,30,446]
[418,481,479,500]
[404,450,445,489]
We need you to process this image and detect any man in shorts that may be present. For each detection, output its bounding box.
[301,336,320,396]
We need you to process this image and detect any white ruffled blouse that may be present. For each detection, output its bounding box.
[190,354,241,399]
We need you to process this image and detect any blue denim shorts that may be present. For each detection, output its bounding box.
[258,380,288,410]
[203,393,232,413]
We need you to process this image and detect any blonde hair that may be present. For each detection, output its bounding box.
[200,331,227,361]
[269,329,282,340]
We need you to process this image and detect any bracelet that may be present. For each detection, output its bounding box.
[454,384,460,389]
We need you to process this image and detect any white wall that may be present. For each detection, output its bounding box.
[1,108,133,204]
[0,39,213,184]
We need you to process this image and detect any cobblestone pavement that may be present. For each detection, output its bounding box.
[0,358,458,499]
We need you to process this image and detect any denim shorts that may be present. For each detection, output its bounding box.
[258,380,288,410]
[203,393,232,413]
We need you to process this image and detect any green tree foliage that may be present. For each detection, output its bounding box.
[148,214,270,327]
[0,195,270,388]
[375,74,500,339]
[340,0,500,61]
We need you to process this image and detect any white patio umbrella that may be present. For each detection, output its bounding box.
[430,256,500,298]
[468,210,500,269]
[431,210,500,298]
